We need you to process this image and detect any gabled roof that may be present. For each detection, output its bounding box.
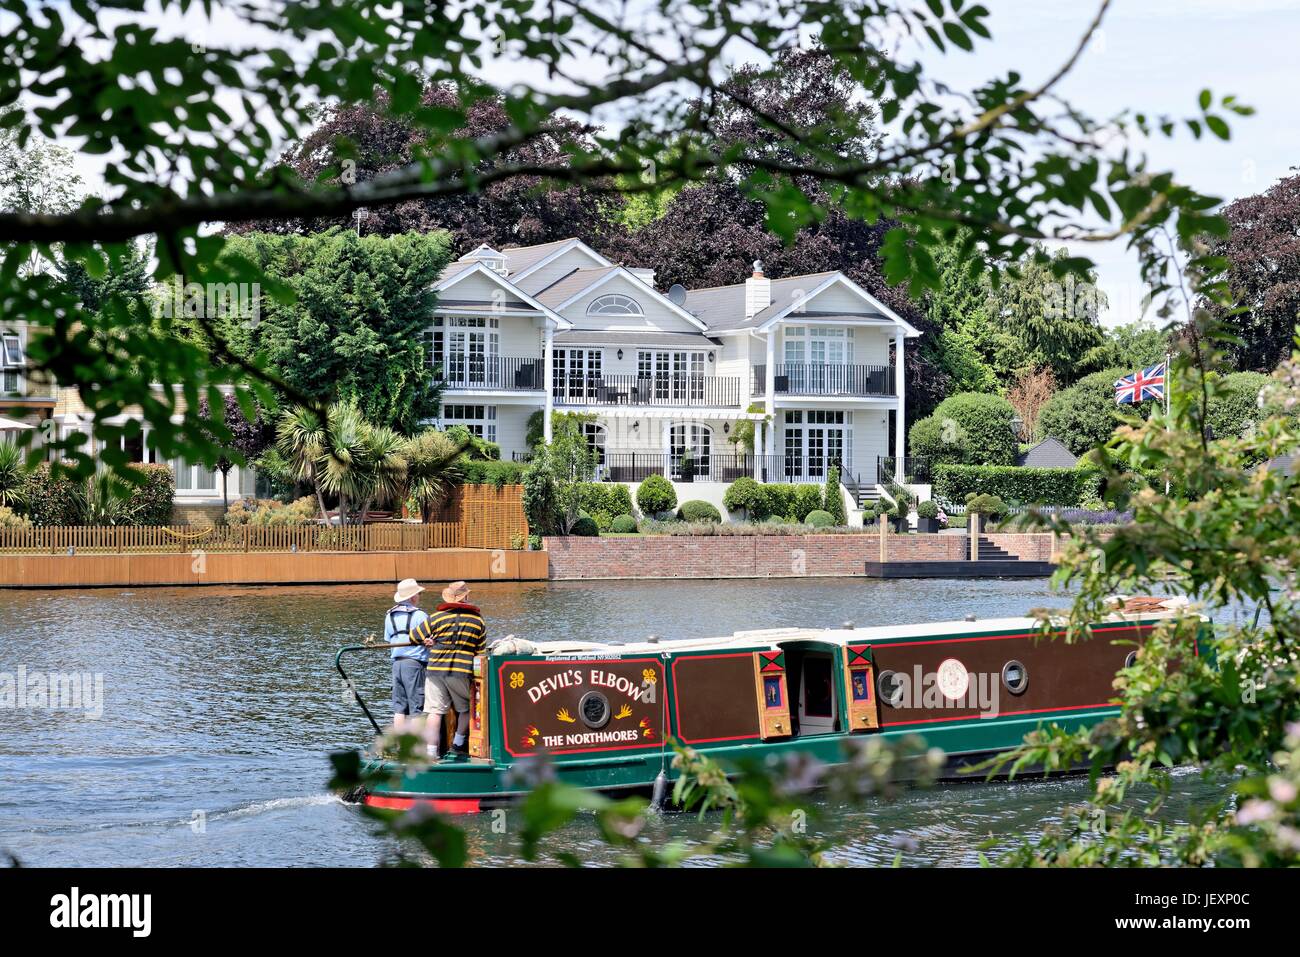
[537,266,711,332]
[684,271,922,337]
[432,260,572,329]
[501,238,612,280]
[1016,437,1079,468]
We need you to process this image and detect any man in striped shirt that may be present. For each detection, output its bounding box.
[413,580,487,760]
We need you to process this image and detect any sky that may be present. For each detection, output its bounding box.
[52,0,1300,328]
[906,0,1300,326]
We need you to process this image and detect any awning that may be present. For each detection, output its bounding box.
[0,415,35,430]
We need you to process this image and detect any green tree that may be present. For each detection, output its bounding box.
[1037,368,1158,456]
[913,392,1019,466]
[822,465,847,525]
[219,230,450,433]
[1079,321,1171,376]
[921,234,999,393]
[533,413,597,534]
[404,429,468,522]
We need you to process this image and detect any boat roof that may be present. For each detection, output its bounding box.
[510,598,1198,658]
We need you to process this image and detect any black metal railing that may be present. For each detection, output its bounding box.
[878,455,931,484]
[437,356,544,391]
[751,363,894,397]
[553,374,742,408]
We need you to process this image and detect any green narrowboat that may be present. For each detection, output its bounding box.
[338,597,1200,813]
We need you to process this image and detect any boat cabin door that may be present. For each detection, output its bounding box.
[780,642,840,736]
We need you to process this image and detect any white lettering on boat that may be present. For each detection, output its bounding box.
[524,667,654,704]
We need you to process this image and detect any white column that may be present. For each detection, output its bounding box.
[764,331,776,415]
[661,420,671,477]
[542,324,555,445]
[753,416,764,480]
[893,333,905,484]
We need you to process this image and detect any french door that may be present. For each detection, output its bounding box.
[639,350,705,402]
[783,410,851,480]
[669,423,712,478]
[442,318,500,386]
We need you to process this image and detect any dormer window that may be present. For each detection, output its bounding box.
[458,244,509,276]
[587,294,643,317]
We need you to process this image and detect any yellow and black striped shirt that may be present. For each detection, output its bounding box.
[411,604,487,676]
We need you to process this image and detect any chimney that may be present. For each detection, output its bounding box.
[744,260,771,318]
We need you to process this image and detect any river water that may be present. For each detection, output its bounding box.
[0,577,1232,867]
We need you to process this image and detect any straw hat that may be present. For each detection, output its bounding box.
[441,580,470,603]
[393,578,425,603]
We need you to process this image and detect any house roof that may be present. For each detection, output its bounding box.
[684,271,921,336]
[432,260,573,329]
[1016,437,1079,468]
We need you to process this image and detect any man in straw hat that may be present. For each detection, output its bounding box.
[386,578,430,735]
[411,580,487,761]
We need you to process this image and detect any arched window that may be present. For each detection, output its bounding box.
[587,294,643,317]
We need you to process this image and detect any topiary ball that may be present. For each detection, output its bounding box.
[609,513,638,533]
[805,509,835,528]
[677,499,722,523]
[570,515,599,536]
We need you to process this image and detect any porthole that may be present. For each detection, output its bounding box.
[579,691,611,729]
[1001,660,1029,695]
[1124,651,1138,669]
[877,670,904,708]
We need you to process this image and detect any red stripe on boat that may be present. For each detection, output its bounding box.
[363,794,482,814]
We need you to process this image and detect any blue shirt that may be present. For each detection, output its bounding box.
[386,603,430,662]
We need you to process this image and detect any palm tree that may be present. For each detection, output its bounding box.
[314,400,370,525]
[0,441,30,510]
[276,405,331,523]
[404,429,467,522]
[355,424,408,523]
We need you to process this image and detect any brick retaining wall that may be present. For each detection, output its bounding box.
[544,532,1059,580]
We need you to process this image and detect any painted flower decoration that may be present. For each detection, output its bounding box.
[509,671,525,689]
[642,668,657,684]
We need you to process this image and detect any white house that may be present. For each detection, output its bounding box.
[428,238,921,511]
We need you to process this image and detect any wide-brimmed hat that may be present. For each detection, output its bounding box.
[441,581,470,603]
[393,578,425,603]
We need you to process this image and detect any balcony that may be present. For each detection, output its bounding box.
[437,356,544,391]
[751,363,895,397]
[554,374,742,408]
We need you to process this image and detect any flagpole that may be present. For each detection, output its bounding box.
[1170,356,1180,496]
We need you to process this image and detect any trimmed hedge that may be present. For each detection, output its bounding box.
[578,483,635,532]
[636,474,677,516]
[932,463,1101,507]
[677,500,722,523]
[129,464,177,526]
[22,462,176,526]
[722,479,830,522]
[910,392,1019,466]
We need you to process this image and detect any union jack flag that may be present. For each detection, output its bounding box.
[1114,362,1166,404]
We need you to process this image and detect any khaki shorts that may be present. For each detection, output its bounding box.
[424,672,472,714]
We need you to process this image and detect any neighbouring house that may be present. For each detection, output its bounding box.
[428,238,921,501]
[1015,436,1079,468]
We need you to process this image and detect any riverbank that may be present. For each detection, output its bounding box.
[544,532,1059,580]
[0,548,547,589]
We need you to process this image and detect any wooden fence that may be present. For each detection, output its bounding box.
[0,484,530,554]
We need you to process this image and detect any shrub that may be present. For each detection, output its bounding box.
[521,460,560,536]
[908,414,969,467]
[965,492,1006,516]
[763,484,797,521]
[723,476,769,519]
[805,509,835,528]
[127,464,177,526]
[636,474,677,516]
[932,463,1100,507]
[1206,371,1294,442]
[570,514,599,536]
[677,499,721,523]
[0,441,31,509]
[458,457,526,488]
[225,496,318,526]
[23,463,82,526]
[527,533,543,550]
[917,500,939,519]
[790,484,820,522]
[0,504,31,528]
[609,513,638,533]
[578,483,635,531]
[918,392,1019,465]
[823,466,847,525]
